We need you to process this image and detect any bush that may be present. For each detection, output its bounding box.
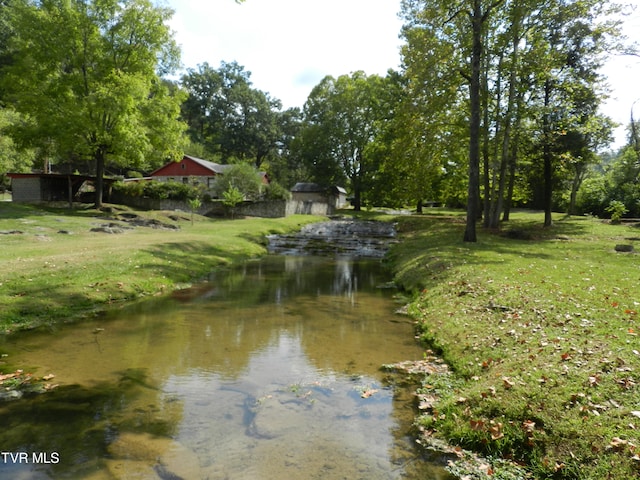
[262,181,291,201]
[605,200,628,223]
[575,176,609,217]
[212,163,263,200]
[113,180,204,201]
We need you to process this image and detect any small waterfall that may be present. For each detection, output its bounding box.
[267,219,397,258]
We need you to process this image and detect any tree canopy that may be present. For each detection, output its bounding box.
[181,61,283,169]
[296,71,395,211]
[2,0,187,207]
[399,0,623,238]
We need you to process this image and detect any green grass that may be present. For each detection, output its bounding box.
[0,202,324,333]
[385,211,640,479]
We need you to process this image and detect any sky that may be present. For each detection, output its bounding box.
[165,0,640,150]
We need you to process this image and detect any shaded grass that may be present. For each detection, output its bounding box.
[385,211,640,479]
[0,202,323,333]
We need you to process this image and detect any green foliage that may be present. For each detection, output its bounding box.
[297,71,396,211]
[187,198,202,211]
[187,197,202,225]
[113,180,203,201]
[605,200,628,223]
[0,107,35,179]
[2,0,187,206]
[575,145,640,218]
[399,0,623,229]
[222,185,244,219]
[213,163,263,200]
[262,181,291,201]
[181,61,282,167]
[222,186,244,208]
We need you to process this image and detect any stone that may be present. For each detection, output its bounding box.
[615,244,634,253]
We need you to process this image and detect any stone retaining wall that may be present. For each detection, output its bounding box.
[110,193,333,218]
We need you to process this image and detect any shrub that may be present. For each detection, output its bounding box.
[113,180,204,201]
[213,163,263,200]
[263,181,291,201]
[605,200,628,223]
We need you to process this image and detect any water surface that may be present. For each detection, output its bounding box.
[0,256,453,479]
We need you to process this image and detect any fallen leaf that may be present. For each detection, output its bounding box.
[470,419,485,431]
[522,419,536,433]
[502,377,515,389]
[360,388,378,399]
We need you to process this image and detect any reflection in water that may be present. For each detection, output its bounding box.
[0,256,454,479]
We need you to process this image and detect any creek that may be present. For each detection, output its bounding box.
[0,221,454,479]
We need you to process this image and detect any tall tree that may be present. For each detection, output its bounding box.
[2,0,186,208]
[401,0,621,233]
[400,0,504,242]
[530,0,619,226]
[298,72,392,211]
[181,61,282,168]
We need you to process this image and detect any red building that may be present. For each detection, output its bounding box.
[149,155,269,190]
[150,155,232,189]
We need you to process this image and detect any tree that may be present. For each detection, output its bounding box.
[400,0,621,235]
[0,107,35,186]
[181,62,282,168]
[529,0,619,226]
[212,163,264,201]
[2,0,186,208]
[298,72,393,211]
[400,0,504,241]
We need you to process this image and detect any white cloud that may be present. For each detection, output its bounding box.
[165,0,403,109]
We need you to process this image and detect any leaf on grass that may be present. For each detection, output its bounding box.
[608,437,633,452]
[502,377,515,389]
[522,419,536,433]
[489,422,504,440]
[470,419,485,431]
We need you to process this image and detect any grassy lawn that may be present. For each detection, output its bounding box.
[0,202,324,333]
[3,202,639,477]
[385,211,640,479]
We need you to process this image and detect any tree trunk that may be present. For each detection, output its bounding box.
[502,132,519,222]
[568,163,586,215]
[481,38,492,228]
[94,146,106,209]
[543,79,553,227]
[464,0,483,243]
[490,36,519,228]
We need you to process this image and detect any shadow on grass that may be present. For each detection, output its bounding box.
[0,240,244,333]
[141,241,253,283]
[387,214,592,293]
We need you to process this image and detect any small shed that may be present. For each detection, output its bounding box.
[291,183,347,209]
[7,173,115,205]
[150,155,270,189]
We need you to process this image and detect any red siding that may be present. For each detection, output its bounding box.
[151,158,216,177]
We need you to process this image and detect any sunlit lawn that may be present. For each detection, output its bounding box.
[0,202,323,332]
[386,211,640,479]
